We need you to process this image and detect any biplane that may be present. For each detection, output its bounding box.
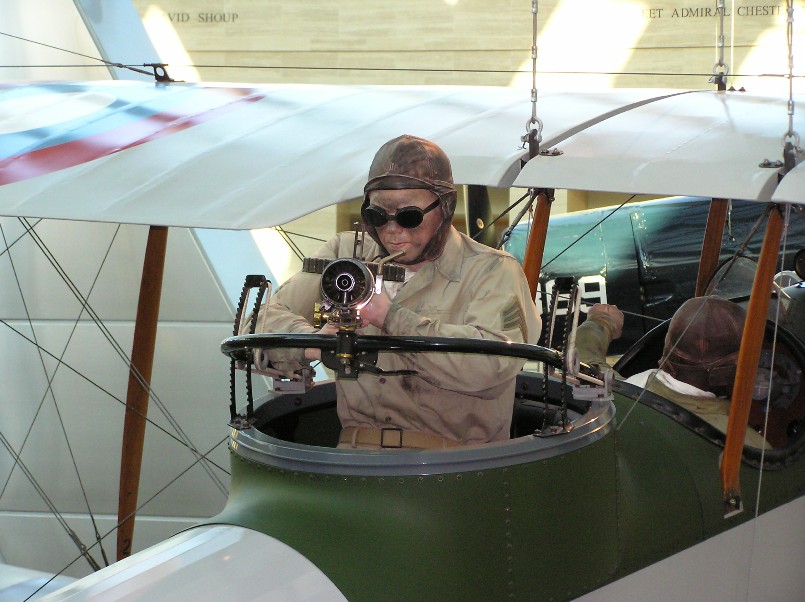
[0,80,799,602]
[0,2,803,601]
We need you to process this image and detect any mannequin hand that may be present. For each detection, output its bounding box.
[587,304,624,339]
[304,322,339,361]
[359,290,392,329]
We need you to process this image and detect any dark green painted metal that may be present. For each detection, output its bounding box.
[212,434,618,601]
[208,391,804,601]
[610,394,805,580]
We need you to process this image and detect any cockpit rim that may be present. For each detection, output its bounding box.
[228,377,616,477]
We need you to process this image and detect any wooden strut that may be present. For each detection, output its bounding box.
[521,190,553,302]
[720,205,783,516]
[695,198,730,297]
[117,225,169,560]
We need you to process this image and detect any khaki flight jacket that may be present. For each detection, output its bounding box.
[250,227,542,445]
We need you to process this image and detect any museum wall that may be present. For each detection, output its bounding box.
[130,1,802,93]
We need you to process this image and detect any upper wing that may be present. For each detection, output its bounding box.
[0,81,681,229]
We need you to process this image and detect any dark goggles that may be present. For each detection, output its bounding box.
[361,198,441,229]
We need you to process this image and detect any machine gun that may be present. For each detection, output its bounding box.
[299,249,410,379]
[235,226,410,385]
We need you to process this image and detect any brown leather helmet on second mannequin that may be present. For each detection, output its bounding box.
[661,296,746,396]
[361,135,457,264]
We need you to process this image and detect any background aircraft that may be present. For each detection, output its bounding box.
[504,196,805,352]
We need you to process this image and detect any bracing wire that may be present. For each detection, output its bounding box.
[0,318,231,476]
[0,311,232,573]
[0,219,41,259]
[476,190,532,244]
[275,229,327,245]
[275,226,307,262]
[0,221,120,567]
[755,212,790,493]
[1,31,802,81]
[18,218,229,495]
[541,195,636,271]
[0,30,158,78]
[21,435,229,602]
[0,224,100,568]
[0,430,101,572]
[0,207,237,572]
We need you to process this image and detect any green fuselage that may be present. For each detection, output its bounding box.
[209,379,804,601]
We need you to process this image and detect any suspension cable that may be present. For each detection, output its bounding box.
[522,0,543,158]
[730,0,736,86]
[712,0,729,89]
[783,0,802,155]
[518,0,543,160]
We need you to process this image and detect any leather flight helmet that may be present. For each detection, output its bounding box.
[362,135,457,264]
[661,295,746,396]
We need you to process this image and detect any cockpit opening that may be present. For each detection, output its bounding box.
[247,371,594,449]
